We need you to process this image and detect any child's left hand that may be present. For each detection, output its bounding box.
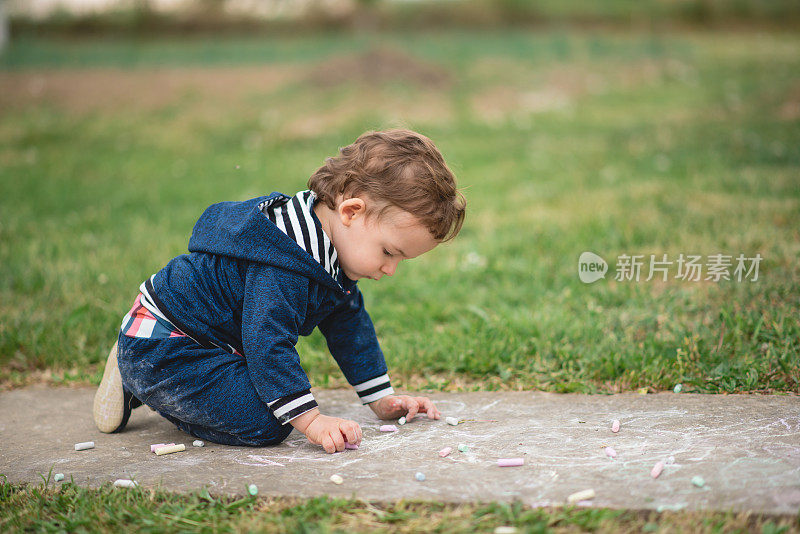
[368,394,442,421]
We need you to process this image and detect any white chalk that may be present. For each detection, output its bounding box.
[398,416,406,425]
[150,443,175,453]
[155,443,185,455]
[54,473,64,482]
[497,458,524,467]
[415,472,426,481]
[445,416,459,426]
[330,474,343,485]
[192,440,204,447]
[604,447,617,459]
[345,442,359,450]
[611,420,620,433]
[439,447,452,458]
[248,484,258,496]
[74,441,94,451]
[494,527,518,534]
[567,489,595,503]
[113,479,138,488]
[380,425,397,432]
[651,461,664,479]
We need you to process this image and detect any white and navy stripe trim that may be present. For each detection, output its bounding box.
[261,190,341,283]
[267,390,318,425]
[353,374,394,404]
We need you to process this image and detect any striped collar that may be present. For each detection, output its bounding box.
[261,190,342,284]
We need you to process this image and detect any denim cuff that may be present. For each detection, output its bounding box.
[267,390,318,425]
[353,373,394,404]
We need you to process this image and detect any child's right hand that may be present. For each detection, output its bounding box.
[291,408,362,453]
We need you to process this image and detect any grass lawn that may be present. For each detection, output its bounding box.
[0,27,799,531]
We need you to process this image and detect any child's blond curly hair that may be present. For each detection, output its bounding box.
[308,129,466,242]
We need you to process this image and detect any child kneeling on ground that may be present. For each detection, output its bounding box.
[93,129,466,452]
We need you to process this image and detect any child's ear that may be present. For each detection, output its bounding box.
[339,197,366,226]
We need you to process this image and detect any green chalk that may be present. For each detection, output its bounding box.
[458,443,468,453]
[248,484,258,496]
[673,384,683,393]
[691,476,705,488]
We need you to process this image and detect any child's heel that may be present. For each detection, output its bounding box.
[93,341,128,433]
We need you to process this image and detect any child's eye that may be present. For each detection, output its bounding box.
[383,249,393,257]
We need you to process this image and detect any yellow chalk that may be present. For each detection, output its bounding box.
[155,444,185,456]
[567,489,595,503]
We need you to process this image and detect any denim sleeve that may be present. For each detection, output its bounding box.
[317,287,393,404]
[241,263,317,424]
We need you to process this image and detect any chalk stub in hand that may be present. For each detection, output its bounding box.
[497,458,524,467]
[398,416,406,425]
[380,425,398,432]
[74,441,94,451]
[651,461,664,479]
[567,489,595,504]
[155,444,185,456]
[345,442,359,450]
[113,479,138,489]
[611,419,620,433]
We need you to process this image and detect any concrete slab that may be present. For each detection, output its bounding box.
[1,386,799,514]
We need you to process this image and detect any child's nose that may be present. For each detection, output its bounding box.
[381,259,399,276]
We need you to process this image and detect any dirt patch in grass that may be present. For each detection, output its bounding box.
[0,65,303,115]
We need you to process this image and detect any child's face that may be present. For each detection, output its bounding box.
[331,197,439,281]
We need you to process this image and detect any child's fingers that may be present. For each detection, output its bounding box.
[341,421,360,445]
[321,435,336,454]
[417,397,439,419]
[331,430,345,452]
[405,397,420,421]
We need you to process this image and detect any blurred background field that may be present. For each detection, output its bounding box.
[0,0,798,395]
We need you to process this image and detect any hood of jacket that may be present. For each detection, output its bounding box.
[187,192,354,295]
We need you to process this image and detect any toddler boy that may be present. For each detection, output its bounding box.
[93,129,466,453]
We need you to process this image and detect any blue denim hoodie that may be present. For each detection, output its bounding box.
[147,192,392,423]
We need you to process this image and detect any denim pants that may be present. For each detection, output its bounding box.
[117,332,293,447]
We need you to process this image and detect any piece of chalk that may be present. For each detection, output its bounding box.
[150,443,175,453]
[415,472,426,481]
[155,444,185,455]
[248,484,258,496]
[380,425,398,432]
[345,442,359,450]
[330,474,343,485]
[445,416,459,426]
[439,447,452,458]
[458,443,468,452]
[113,479,138,488]
[497,458,524,467]
[494,527,518,534]
[567,489,595,503]
[691,476,705,488]
[611,419,620,433]
[54,473,65,482]
[192,440,205,447]
[398,416,406,425]
[604,447,617,459]
[74,441,94,451]
[651,461,664,479]
[673,383,683,393]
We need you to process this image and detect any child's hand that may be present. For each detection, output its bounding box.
[368,394,442,422]
[293,409,362,453]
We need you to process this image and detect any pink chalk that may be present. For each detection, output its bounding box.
[650,461,664,479]
[439,447,452,458]
[611,420,620,433]
[605,447,617,459]
[380,425,398,432]
[150,443,175,453]
[497,458,524,467]
[345,442,359,450]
